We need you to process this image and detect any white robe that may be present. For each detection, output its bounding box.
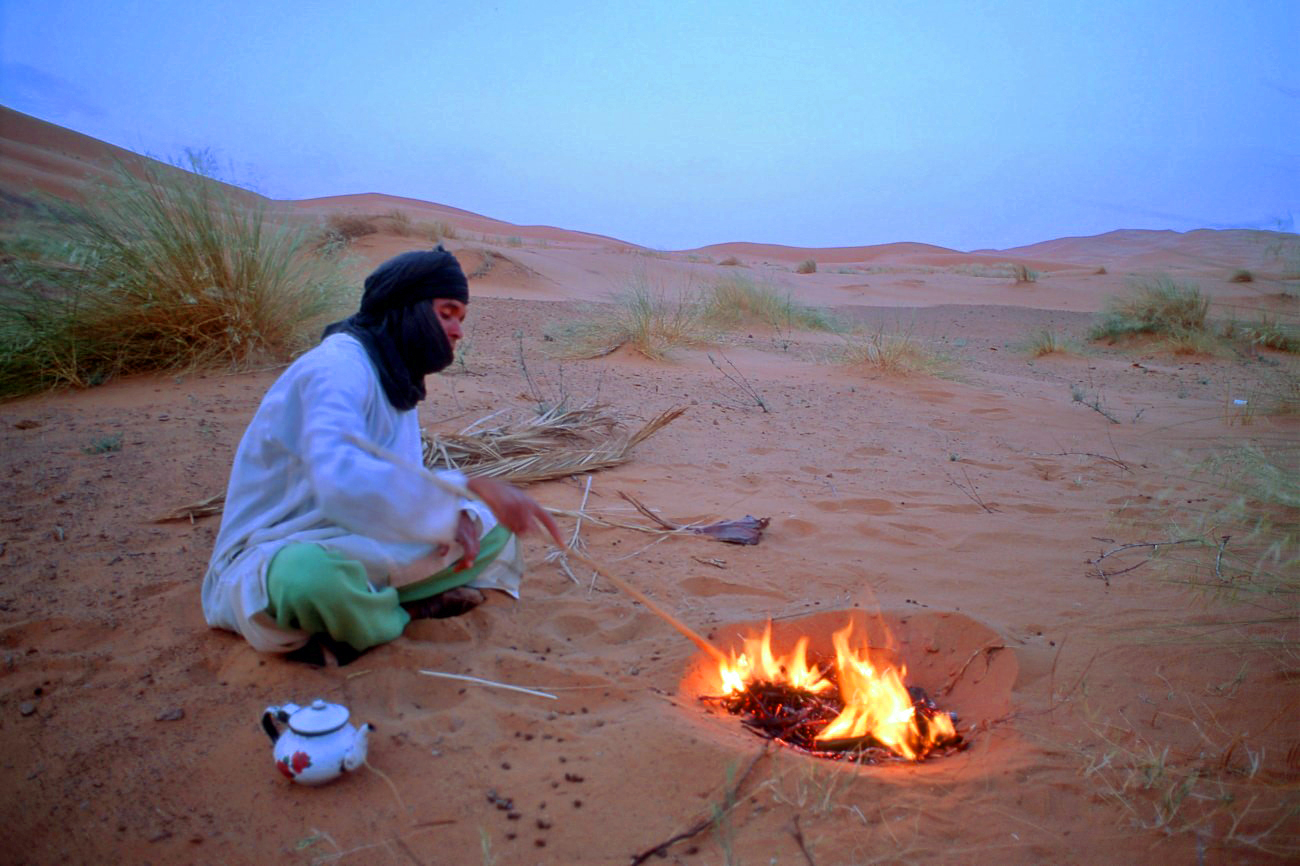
[201,333,520,652]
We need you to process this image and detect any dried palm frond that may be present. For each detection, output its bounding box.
[154,492,226,523]
[422,404,685,484]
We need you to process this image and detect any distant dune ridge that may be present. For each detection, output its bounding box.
[2,104,1291,294]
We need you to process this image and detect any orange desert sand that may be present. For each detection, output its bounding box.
[0,107,1296,864]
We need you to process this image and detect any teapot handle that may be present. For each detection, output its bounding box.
[261,705,292,744]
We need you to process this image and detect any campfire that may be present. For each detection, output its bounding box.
[703,620,963,762]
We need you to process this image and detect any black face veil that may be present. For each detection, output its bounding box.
[321,247,469,411]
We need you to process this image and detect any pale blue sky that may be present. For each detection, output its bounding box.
[2,0,1296,251]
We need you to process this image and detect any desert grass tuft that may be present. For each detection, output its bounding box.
[795,258,817,274]
[1238,315,1300,353]
[1090,276,1209,341]
[1229,268,1254,283]
[544,278,711,360]
[1011,262,1039,283]
[0,153,349,398]
[699,274,835,332]
[1025,328,1068,357]
[839,327,948,376]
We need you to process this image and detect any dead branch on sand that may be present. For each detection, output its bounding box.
[629,745,770,865]
[1086,537,1202,582]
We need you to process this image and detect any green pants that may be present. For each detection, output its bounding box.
[265,525,513,651]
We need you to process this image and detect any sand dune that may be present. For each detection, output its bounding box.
[1,109,1297,864]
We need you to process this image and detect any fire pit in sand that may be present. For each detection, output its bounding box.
[684,610,1017,764]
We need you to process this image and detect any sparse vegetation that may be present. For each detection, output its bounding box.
[718,256,742,267]
[1090,277,1209,342]
[840,327,947,375]
[83,433,123,454]
[1238,315,1300,353]
[1011,262,1039,283]
[1026,328,1067,357]
[795,258,817,274]
[382,208,412,236]
[544,278,710,360]
[698,275,834,332]
[1229,268,1254,283]
[415,219,458,242]
[0,152,349,398]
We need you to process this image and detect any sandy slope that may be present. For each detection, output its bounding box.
[1,108,1298,865]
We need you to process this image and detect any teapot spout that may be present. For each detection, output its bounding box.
[343,723,374,772]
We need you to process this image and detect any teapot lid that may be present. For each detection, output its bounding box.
[288,699,350,735]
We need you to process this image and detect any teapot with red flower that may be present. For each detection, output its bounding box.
[261,699,373,785]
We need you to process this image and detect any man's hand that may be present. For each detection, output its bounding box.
[452,510,480,571]
[465,476,564,548]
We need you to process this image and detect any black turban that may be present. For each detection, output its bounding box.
[322,247,469,411]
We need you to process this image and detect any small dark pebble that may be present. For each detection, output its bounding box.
[33,687,42,696]
[536,818,552,830]
[564,773,584,783]
[573,799,582,808]
[155,708,185,722]
[506,832,516,840]
[524,733,534,741]
[535,839,546,848]
[501,762,511,770]
[558,756,566,763]
[550,781,559,789]
[507,812,521,821]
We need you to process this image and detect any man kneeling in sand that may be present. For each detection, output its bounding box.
[202,247,562,663]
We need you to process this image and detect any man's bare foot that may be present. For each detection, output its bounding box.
[402,586,486,620]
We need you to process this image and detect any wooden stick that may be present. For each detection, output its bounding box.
[418,670,557,700]
[346,434,731,667]
[564,546,729,667]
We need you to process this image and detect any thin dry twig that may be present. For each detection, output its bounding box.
[1027,450,1132,473]
[629,746,770,865]
[417,669,557,700]
[944,466,999,513]
[708,351,769,412]
[790,814,817,866]
[1086,538,1202,582]
[939,643,1007,697]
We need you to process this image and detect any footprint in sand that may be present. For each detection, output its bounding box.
[812,497,897,515]
[679,576,788,601]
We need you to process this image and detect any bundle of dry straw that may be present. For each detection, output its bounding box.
[422,403,684,484]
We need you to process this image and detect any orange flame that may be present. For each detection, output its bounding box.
[716,620,956,760]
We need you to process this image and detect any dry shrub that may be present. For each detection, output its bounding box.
[840,328,947,375]
[416,219,458,241]
[545,278,710,360]
[718,255,742,267]
[795,258,817,274]
[1011,262,1039,283]
[0,153,348,397]
[700,275,834,331]
[1026,328,1067,357]
[1090,276,1209,341]
[325,212,378,242]
[380,209,412,236]
[1238,315,1299,353]
[1229,269,1254,283]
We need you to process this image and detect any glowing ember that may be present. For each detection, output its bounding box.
[707,621,962,762]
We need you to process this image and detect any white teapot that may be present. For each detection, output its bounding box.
[261,699,373,785]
